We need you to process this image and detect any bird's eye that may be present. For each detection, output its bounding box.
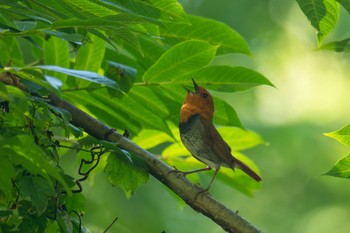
[202,93,208,99]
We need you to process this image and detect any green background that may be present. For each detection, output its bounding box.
[57,0,350,232]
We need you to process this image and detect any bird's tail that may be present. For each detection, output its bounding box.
[234,158,262,182]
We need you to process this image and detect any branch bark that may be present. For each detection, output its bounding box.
[48,93,262,233]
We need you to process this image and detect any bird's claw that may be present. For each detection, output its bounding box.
[168,166,188,177]
[194,188,210,200]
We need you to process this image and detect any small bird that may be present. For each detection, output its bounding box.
[179,79,261,192]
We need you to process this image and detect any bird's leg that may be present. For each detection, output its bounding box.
[168,166,211,177]
[195,167,220,199]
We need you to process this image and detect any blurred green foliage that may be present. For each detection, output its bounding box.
[0,0,271,232]
[1,0,350,233]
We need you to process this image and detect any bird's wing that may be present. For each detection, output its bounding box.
[201,118,262,181]
[200,118,235,167]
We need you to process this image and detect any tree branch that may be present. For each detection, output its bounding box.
[48,93,262,233]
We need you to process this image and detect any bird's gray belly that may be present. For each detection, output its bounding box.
[179,115,222,168]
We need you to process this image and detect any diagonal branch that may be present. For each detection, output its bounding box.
[48,92,262,233]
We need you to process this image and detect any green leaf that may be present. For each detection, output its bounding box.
[217,127,265,151]
[324,124,350,146]
[324,153,350,178]
[187,66,274,92]
[161,15,250,55]
[296,0,340,45]
[64,0,117,17]
[43,30,84,44]
[213,97,242,128]
[104,0,189,23]
[105,151,149,195]
[132,129,174,149]
[52,14,147,29]
[336,0,350,13]
[34,65,119,89]
[0,156,15,200]
[91,90,174,136]
[2,135,70,192]
[143,40,218,82]
[105,61,137,97]
[75,34,106,72]
[319,38,350,52]
[65,193,86,215]
[43,36,70,80]
[18,176,55,214]
[13,20,37,31]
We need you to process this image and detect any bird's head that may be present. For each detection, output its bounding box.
[180,79,214,123]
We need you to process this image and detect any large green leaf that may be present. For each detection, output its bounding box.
[324,124,350,146]
[324,153,350,178]
[296,0,340,45]
[18,176,55,214]
[143,40,218,82]
[185,66,274,92]
[161,15,250,55]
[105,151,149,195]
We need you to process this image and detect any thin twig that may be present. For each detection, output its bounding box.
[103,216,118,233]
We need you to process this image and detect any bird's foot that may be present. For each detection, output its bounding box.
[168,166,188,177]
[194,187,210,200]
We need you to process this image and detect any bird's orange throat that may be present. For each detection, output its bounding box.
[180,103,213,123]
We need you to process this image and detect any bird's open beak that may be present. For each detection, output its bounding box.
[183,78,199,93]
[192,78,199,93]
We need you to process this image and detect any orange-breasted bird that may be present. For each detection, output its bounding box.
[179,79,261,192]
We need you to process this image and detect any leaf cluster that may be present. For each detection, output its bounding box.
[0,0,272,232]
[297,1,350,179]
[296,0,350,51]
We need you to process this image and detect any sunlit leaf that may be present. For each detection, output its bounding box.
[132,129,174,149]
[296,0,340,45]
[324,124,350,146]
[324,153,350,178]
[217,127,265,151]
[143,40,218,82]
